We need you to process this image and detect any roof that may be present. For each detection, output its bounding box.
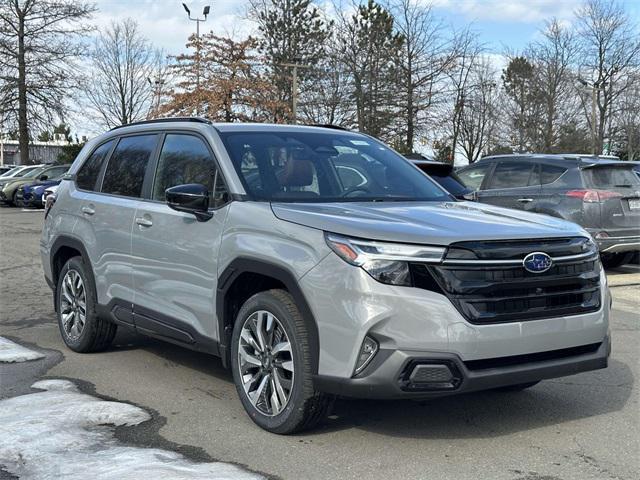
[478,153,632,168]
[110,117,360,136]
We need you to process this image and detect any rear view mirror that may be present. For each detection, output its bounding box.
[165,183,213,222]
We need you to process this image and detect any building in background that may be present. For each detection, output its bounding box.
[0,136,71,165]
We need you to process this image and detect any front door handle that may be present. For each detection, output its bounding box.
[135,217,153,227]
[517,198,534,203]
[81,206,95,215]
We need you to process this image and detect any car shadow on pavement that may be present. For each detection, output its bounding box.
[318,358,633,439]
[109,327,633,440]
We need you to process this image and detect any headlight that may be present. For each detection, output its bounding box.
[325,233,445,286]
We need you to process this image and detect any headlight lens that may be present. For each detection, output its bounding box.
[325,233,445,286]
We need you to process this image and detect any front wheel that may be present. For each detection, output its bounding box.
[601,252,633,269]
[55,256,117,352]
[230,289,333,434]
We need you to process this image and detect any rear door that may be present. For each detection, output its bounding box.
[477,160,540,211]
[78,134,159,310]
[130,132,231,345]
[582,164,640,233]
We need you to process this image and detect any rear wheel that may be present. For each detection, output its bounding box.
[230,289,333,434]
[55,256,117,352]
[600,252,633,269]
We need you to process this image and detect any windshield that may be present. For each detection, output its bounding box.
[0,167,20,177]
[583,166,640,188]
[220,131,452,202]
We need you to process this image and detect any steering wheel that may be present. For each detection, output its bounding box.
[341,186,371,198]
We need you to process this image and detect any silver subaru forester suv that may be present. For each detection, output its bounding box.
[42,118,611,433]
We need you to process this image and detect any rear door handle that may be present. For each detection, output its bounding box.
[81,206,95,215]
[135,217,153,227]
[517,198,534,203]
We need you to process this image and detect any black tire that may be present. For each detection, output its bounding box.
[600,252,633,269]
[494,381,540,392]
[230,289,333,434]
[55,256,117,353]
[11,190,20,207]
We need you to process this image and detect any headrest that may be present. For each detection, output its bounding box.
[277,158,314,187]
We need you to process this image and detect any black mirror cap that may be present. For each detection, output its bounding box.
[39,175,48,181]
[165,183,213,222]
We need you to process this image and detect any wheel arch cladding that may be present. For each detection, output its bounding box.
[50,236,92,311]
[217,258,320,373]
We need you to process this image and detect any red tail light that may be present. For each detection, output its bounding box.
[566,189,623,203]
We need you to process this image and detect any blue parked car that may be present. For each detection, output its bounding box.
[16,177,65,208]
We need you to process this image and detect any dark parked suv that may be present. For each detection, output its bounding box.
[458,154,640,268]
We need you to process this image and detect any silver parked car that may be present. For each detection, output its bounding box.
[42,119,610,433]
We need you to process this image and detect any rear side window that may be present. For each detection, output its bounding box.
[427,171,469,196]
[152,134,228,206]
[583,166,640,188]
[76,140,114,191]
[102,135,158,198]
[487,161,536,189]
[458,163,492,190]
[539,164,567,185]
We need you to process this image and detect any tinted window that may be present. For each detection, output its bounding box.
[428,172,470,196]
[540,164,567,185]
[77,141,114,191]
[41,166,69,180]
[458,163,492,190]
[220,131,451,202]
[152,134,228,206]
[102,135,158,197]
[584,166,640,188]
[488,162,536,189]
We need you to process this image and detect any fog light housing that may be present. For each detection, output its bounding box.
[354,336,378,375]
[595,231,609,239]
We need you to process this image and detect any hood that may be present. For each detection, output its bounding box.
[271,201,587,245]
[23,180,60,192]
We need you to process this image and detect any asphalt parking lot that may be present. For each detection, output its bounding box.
[1,207,638,480]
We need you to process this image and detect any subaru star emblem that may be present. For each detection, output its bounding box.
[523,252,553,273]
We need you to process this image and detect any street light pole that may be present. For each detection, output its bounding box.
[578,78,605,156]
[182,3,210,116]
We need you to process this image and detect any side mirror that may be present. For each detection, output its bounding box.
[38,174,48,181]
[165,183,212,222]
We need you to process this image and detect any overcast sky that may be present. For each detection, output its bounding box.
[90,0,639,55]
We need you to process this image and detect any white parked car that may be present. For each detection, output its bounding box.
[42,185,58,205]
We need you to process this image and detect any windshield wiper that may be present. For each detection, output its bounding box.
[614,184,633,188]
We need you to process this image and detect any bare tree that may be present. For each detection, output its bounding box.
[387,0,457,153]
[527,19,579,152]
[457,58,498,162]
[447,28,483,162]
[85,19,160,128]
[0,0,95,164]
[575,0,640,154]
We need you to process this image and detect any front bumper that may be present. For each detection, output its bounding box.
[597,235,640,253]
[314,336,610,399]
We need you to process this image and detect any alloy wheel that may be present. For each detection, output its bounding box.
[59,269,87,341]
[237,310,294,416]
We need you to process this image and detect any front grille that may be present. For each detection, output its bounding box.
[411,237,602,324]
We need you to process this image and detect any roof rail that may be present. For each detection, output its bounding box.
[109,117,212,131]
[305,124,351,131]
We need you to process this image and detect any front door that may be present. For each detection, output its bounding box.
[130,133,230,346]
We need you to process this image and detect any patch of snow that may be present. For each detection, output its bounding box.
[0,337,45,363]
[0,379,263,480]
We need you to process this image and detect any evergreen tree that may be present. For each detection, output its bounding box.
[340,0,404,140]
[251,0,332,122]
